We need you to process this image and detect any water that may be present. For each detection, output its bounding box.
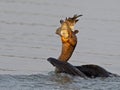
[0,0,120,89]
[0,73,120,90]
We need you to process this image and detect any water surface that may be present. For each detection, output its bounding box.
[0,0,120,89]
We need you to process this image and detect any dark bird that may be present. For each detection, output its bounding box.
[48,14,117,78]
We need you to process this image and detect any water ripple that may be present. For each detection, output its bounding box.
[0,20,56,27]
[0,73,120,90]
[0,54,46,60]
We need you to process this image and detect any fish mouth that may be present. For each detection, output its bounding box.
[56,27,62,36]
